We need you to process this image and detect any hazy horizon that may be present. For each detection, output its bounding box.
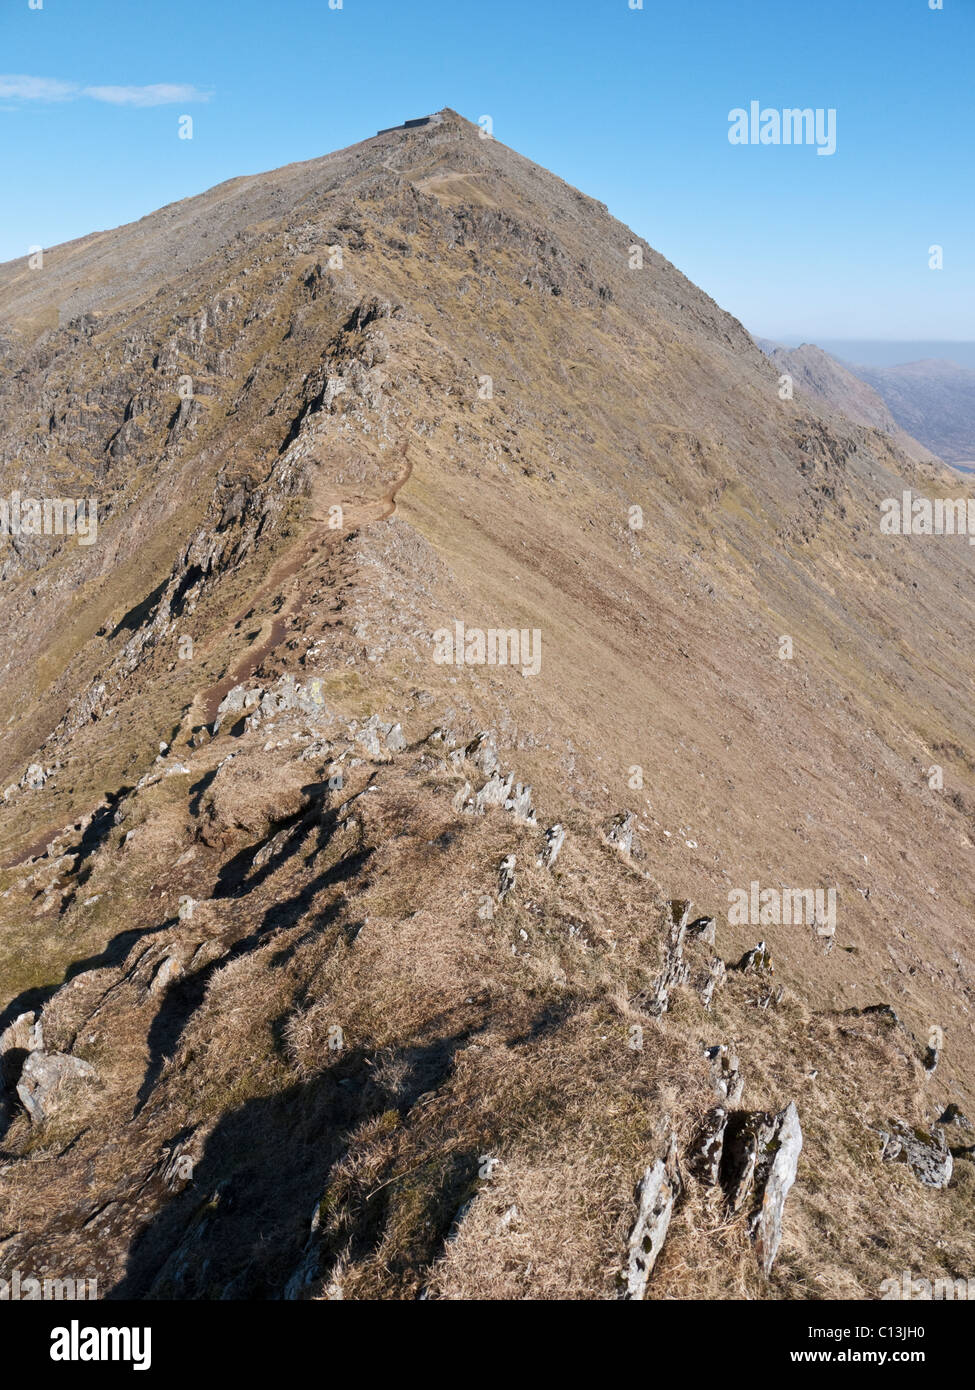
[758,338,975,372]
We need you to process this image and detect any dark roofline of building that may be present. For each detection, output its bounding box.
[376,114,444,136]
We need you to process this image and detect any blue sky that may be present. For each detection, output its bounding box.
[0,0,971,341]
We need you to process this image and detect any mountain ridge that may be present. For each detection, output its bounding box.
[1,109,974,1299]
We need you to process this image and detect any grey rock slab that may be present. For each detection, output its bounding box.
[748,1101,803,1275]
[16,1051,97,1125]
[619,1133,681,1299]
[878,1121,953,1188]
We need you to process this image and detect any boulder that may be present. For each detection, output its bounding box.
[878,1121,953,1188]
[16,1051,97,1125]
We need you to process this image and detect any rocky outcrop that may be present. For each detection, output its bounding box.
[354,713,407,759]
[213,684,261,734]
[643,899,692,1016]
[213,675,344,737]
[149,955,185,996]
[746,1102,803,1276]
[459,769,511,814]
[619,1131,681,1299]
[16,1051,97,1126]
[737,941,773,976]
[633,900,726,1018]
[497,854,516,902]
[689,1106,728,1185]
[605,810,636,857]
[0,1012,44,1129]
[687,914,716,945]
[4,761,60,799]
[695,955,726,1011]
[0,1010,42,1071]
[878,1121,953,1189]
[536,822,565,868]
[503,782,536,825]
[457,731,500,777]
[706,1044,744,1103]
[722,1102,803,1274]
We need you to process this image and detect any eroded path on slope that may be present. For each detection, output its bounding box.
[1,444,413,868]
[195,440,412,728]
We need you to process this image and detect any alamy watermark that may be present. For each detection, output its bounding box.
[1,1268,97,1300]
[433,620,542,677]
[728,102,836,156]
[881,1269,974,1300]
[0,492,98,546]
[50,1320,151,1371]
[728,881,837,935]
[880,491,975,544]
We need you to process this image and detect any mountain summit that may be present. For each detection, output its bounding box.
[0,113,973,1299]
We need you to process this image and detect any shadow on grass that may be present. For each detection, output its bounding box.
[112,1026,484,1300]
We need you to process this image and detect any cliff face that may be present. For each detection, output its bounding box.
[755,338,938,464]
[1,110,974,1300]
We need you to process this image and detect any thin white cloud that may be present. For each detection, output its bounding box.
[82,83,211,107]
[0,75,211,106]
[0,74,78,101]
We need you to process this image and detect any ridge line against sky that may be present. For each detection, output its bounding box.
[0,0,970,341]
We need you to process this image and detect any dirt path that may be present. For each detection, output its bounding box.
[3,444,414,868]
[197,440,412,728]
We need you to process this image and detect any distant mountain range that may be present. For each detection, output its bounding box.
[780,340,975,372]
[852,359,975,469]
[756,339,975,469]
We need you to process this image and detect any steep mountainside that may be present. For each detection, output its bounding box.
[1,110,974,1300]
